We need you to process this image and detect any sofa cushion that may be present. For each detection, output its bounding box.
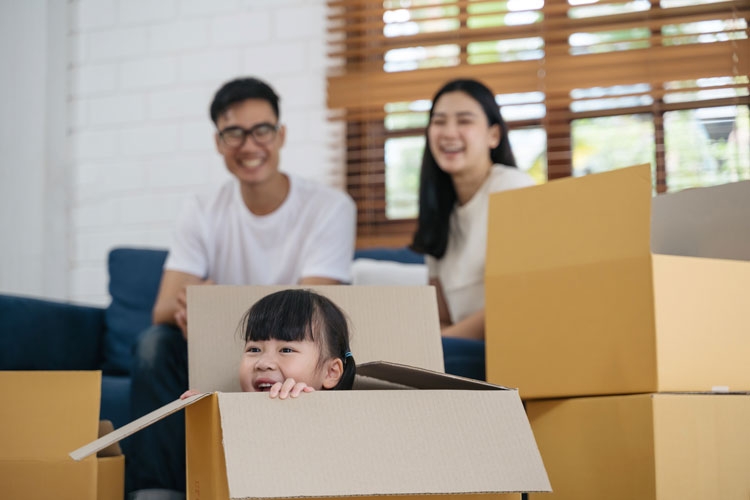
[0,294,104,370]
[101,374,132,429]
[104,248,168,374]
[353,246,425,264]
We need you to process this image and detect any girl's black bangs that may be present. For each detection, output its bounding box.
[245,290,316,343]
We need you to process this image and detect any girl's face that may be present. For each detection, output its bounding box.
[427,90,500,177]
[238,338,342,392]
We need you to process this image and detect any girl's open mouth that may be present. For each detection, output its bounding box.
[253,380,276,392]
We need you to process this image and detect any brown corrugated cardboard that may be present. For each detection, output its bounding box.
[186,285,446,391]
[485,165,750,399]
[97,421,125,500]
[0,371,123,500]
[97,455,125,500]
[73,364,550,499]
[526,393,750,500]
[72,286,551,499]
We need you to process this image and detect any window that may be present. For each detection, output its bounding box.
[664,104,750,190]
[327,0,749,247]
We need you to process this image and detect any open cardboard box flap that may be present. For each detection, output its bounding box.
[355,360,510,390]
[486,164,750,277]
[3,371,101,459]
[2,371,123,500]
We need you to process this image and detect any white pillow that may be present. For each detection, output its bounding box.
[350,258,428,286]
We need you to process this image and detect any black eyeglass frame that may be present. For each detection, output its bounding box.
[218,122,280,147]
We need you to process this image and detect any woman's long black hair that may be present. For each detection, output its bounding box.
[240,289,356,390]
[410,78,518,259]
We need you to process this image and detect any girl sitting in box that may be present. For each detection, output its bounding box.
[183,288,356,400]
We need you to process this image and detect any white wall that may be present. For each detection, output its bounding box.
[0,0,69,300]
[1,0,342,305]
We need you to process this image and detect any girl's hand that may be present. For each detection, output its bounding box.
[180,389,200,400]
[269,378,315,400]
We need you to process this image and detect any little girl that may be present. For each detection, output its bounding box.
[182,288,356,400]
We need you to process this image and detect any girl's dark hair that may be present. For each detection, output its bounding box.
[210,77,280,125]
[410,78,518,259]
[241,289,355,390]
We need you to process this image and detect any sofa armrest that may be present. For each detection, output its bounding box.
[0,294,105,370]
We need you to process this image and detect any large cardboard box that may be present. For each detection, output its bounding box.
[0,371,124,500]
[525,393,750,499]
[72,286,551,499]
[485,165,750,399]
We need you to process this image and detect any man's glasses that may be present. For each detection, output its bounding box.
[218,122,279,147]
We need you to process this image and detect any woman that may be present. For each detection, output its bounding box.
[411,79,535,377]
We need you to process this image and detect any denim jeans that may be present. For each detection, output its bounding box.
[441,336,486,381]
[124,324,188,495]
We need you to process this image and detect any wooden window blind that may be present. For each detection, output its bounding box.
[326,0,749,248]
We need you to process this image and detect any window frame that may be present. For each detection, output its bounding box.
[327,0,750,247]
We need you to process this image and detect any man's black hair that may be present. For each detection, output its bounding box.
[209,77,280,125]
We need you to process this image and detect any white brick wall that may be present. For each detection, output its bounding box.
[149,20,210,52]
[68,0,343,304]
[120,57,178,89]
[211,13,272,46]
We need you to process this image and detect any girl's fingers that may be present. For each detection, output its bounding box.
[269,379,315,399]
[278,378,297,399]
[180,389,199,400]
[290,383,314,398]
[269,381,283,399]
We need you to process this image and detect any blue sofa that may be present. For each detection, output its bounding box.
[0,248,167,429]
[0,246,484,429]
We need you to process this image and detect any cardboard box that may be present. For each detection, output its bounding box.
[72,286,551,499]
[0,371,124,500]
[485,165,750,399]
[525,393,750,500]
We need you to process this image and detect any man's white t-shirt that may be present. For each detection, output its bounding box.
[164,174,356,284]
[426,165,535,324]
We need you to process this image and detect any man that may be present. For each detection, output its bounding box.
[125,77,356,500]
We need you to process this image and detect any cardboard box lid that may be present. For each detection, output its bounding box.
[70,394,209,461]
[487,164,750,277]
[356,360,509,390]
[487,164,653,275]
[651,177,750,261]
[187,285,446,392]
[72,364,550,497]
[1,371,100,460]
[96,420,122,457]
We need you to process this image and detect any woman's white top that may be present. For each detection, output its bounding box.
[426,165,535,324]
